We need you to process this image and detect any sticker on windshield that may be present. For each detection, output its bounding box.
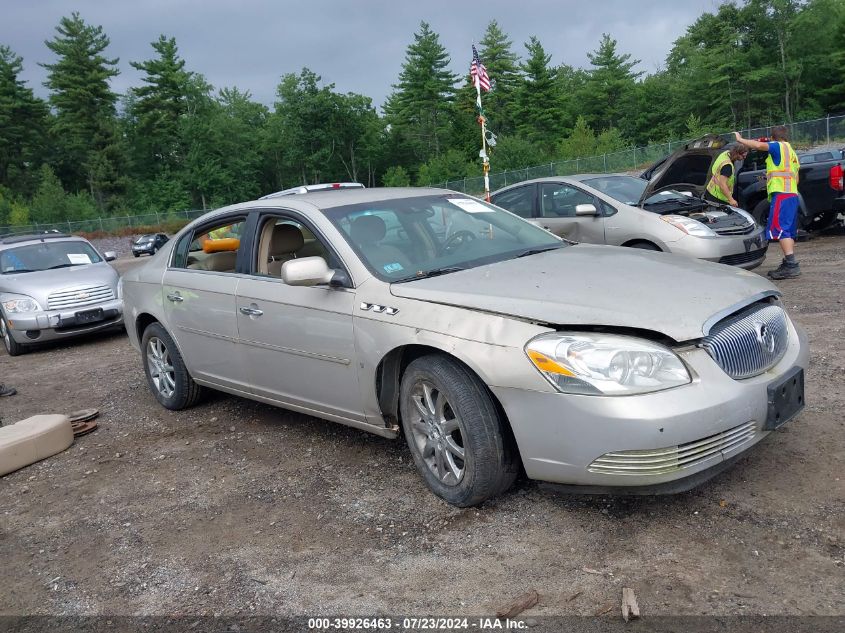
[67,253,92,265]
[448,198,494,213]
[383,262,404,273]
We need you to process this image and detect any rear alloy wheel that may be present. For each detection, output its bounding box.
[141,322,202,410]
[400,354,518,506]
[0,314,26,356]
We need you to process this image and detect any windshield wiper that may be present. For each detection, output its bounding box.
[393,266,465,283]
[516,245,564,258]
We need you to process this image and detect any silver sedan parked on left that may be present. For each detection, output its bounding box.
[0,233,122,355]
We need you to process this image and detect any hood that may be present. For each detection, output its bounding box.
[638,134,728,205]
[0,262,119,306]
[390,245,777,342]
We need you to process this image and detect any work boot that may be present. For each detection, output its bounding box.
[768,261,801,279]
[0,384,16,397]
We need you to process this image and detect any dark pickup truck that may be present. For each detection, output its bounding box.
[736,146,844,231]
[642,138,845,231]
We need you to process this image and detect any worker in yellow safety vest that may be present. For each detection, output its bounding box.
[733,126,801,279]
[704,144,748,207]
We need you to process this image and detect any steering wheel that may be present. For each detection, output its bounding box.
[439,230,477,255]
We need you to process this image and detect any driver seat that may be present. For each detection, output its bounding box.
[349,215,412,274]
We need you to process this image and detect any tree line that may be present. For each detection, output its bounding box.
[1,0,843,228]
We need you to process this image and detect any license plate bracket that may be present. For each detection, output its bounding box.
[74,308,104,325]
[765,366,804,430]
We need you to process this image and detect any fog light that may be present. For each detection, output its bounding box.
[25,330,41,340]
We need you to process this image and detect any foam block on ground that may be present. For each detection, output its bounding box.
[0,414,73,476]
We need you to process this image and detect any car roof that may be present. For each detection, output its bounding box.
[210,187,456,215]
[0,233,86,249]
[259,182,365,199]
[492,174,630,194]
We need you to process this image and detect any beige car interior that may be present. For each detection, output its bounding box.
[349,215,413,271]
[256,219,332,277]
[187,225,243,273]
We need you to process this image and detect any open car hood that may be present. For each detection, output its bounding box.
[638,134,729,205]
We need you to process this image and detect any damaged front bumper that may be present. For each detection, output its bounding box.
[5,298,124,345]
[492,321,808,491]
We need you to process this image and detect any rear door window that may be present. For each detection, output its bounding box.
[491,185,536,218]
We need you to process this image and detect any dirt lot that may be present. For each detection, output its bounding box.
[1,235,843,620]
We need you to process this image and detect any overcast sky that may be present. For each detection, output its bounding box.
[3,0,721,111]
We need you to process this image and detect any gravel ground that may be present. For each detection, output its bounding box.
[0,234,843,620]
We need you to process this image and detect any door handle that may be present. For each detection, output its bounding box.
[166,292,183,303]
[239,306,264,317]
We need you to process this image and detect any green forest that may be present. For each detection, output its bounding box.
[1,0,844,228]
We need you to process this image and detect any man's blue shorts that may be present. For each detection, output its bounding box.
[767,193,799,240]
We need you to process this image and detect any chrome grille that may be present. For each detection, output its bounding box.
[588,421,757,475]
[714,223,755,236]
[47,285,115,310]
[700,304,789,379]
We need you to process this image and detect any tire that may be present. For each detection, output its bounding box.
[141,322,202,410]
[133,253,139,258]
[751,198,770,227]
[628,241,661,251]
[0,314,27,357]
[151,247,157,256]
[399,354,519,506]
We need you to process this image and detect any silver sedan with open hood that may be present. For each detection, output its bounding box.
[492,153,768,269]
[121,188,808,506]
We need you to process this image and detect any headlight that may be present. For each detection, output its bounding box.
[661,214,716,236]
[525,332,691,396]
[1,294,42,313]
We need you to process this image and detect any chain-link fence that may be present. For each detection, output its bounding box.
[433,114,845,195]
[0,209,208,238]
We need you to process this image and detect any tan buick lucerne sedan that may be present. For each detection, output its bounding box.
[121,188,808,506]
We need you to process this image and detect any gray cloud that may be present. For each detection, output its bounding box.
[2,0,718,110]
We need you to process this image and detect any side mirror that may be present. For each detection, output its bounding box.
[103,251,117,262]
[575,204,598,216]
[281,256,336,286]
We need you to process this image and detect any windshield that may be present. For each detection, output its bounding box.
[0,241,103,274]
[583,175,694,208]
[323,194,563,282]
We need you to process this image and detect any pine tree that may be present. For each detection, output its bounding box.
[384,21,459,163]
[581,34,643,131]
[478,20,521,135]
[41,12,122,205]
[129,35,194,176]
[513,36,561,148]
[0,45,48,194]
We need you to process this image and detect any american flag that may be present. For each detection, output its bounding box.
[470,45,491,92]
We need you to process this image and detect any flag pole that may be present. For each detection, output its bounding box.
[477,84,490,202]
[471,44,491,202]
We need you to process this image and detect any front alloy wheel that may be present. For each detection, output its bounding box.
[408,380,466,485]
[1,315,26,356]
[399,354,519,506]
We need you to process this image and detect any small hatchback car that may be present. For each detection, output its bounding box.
[122,188,808,506]
[1,233,122,355]
[131,233,169,257]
